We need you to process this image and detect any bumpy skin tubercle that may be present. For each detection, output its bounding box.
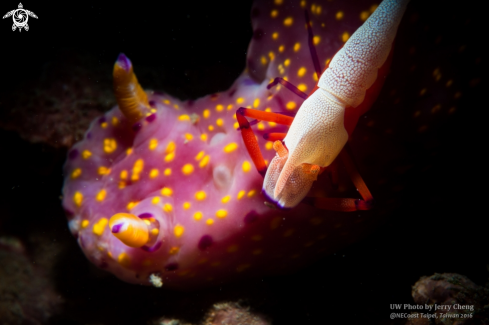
[263,0,409,208]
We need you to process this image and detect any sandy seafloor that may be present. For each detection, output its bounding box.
[0,0,487,324]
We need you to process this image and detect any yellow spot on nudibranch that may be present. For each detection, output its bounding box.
[127,201,138,210]
[224,143,238,153]
[199,155,210,168]
[111,116,119,126]
[103,138,117,154]
[101,122,107,128]
[71,168,82,179]
[200,133,208,141]
[193,211,203,221]
[203,109,210,119]
[341,31,350,42]
[216,104,224,112]
[336,11,344,20]
[80,219,90,229]
[233,122,239,129]
[208,125,214,131]
[174,224,184,238]
[271,9,278,18]
[221,195,231,203]
[165,152,175,162]
[164,168,171,176]
[183,202,191,209]
[149,138,158,150]
[184,133,193,141]
[133,159,144,173]
[360,10,370,21]
[178,114,190,121]
[149,168,159,178]
[117,252,130,267]
[92,218,108,236]
[165,141,176,154]
[96,189,107,202]
[206,219,214,225]
[253,98,260,108]
[313,35,320,45]
[298,84,307,92]
[126,148,133,156]
[272,32,279,40]
[278,45,284,52]
[216,118,224,127]
[261,56,268,65]
[98,166,110,175]
[293,42,301,52]
[242,161,251,172]
[169,246,179,254]
[237,190,245,199]
[247,190,256,197]
[161,187,173,196]
[195,191,207,201]
[152,197,160,204]
[73,191,83,207]
[182,164,194,175]
[297,67,306,77]
[82,150,92,159]
[286,101,297,110]
[195,151,205,161]
[236,97,245,104]
[265,142,273,150]
[216,209,227,219]
[283,17,293,26]
[163,203,173,213]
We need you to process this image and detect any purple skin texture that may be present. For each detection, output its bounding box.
[62,0,387,289]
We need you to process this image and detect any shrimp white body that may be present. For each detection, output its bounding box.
[264,0,410,208]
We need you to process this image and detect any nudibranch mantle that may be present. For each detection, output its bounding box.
[62,0,400,289]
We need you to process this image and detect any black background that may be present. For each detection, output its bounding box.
[0,0,486,324]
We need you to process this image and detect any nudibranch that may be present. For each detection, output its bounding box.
[62,0,408,289]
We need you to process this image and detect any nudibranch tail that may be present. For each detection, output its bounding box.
[113,53,151,123]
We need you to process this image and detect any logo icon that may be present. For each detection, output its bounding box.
[3,3,37,32]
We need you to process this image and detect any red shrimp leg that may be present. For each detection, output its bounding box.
[236,107,295,176]
[311,145,374,211]
[263,133,287,141]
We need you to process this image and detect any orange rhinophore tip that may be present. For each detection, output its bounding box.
[109,213,150,248]
[113,53,150,123]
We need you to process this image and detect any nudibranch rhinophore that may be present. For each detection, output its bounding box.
[62,0,408,289]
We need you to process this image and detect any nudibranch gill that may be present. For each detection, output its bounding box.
[62,0,408,289]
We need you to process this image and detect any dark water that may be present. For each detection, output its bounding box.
[0,0,485,324]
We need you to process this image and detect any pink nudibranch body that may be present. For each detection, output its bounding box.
[62,0,407,289]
